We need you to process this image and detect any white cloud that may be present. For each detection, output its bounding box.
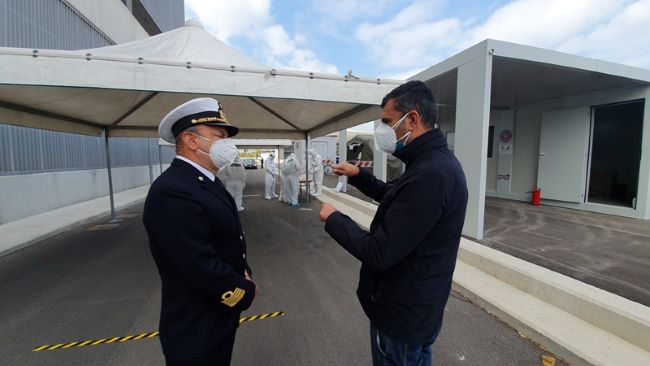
[354,0,650,75]
[184,0,338,73]
[466,0,627,48]
[310,0,400,23]
[355,1,461,70]
[258,25,339,73]
[558,0,650,68]
[184,0,272,42]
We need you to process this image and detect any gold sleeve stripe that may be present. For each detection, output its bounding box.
[221,287,246,307]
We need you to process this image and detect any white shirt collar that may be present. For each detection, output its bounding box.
[175,156,215,182]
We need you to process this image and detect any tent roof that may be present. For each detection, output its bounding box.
[0,20,402,140]
[87,19,267,69]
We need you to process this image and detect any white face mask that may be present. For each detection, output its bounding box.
[374,113,412,154]
[195,134,239,170]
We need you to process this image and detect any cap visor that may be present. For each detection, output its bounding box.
[204,122,239,138]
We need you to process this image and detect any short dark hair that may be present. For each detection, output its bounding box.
[381,80,437,128]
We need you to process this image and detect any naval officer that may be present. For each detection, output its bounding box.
[143,98,256,365]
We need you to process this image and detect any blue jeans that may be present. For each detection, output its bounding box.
[370,324,437,366]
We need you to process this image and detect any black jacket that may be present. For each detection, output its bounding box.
[325,129,468,344]
[143,158,255,358]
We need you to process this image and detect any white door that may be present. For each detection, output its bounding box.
[538,107,590,203]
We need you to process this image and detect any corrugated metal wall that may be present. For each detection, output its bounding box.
[0,0,112,50]
[0,0,180,177]
[140,0,184,32]
[0,124,176,175]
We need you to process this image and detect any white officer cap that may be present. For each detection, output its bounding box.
[159,97,239,143]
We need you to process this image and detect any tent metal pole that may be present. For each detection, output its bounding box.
[305,133,310,203]
[147,138,153,184]
[158,144,163,175]
[103,129,118,223]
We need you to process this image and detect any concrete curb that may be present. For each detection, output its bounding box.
[458,240,650,353]
[0,185,150,258]
[316,186,650,366]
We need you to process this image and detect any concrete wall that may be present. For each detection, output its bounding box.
[0,165,168,224]
[139,0,184,32]
[66,0,149,43]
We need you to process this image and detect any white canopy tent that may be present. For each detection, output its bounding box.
[0,20,402,219]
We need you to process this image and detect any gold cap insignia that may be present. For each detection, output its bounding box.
[191,108,228,124]
[221,287,246,307]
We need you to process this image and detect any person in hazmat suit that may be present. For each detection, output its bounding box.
[264,153,278,199]
[284,153,301,207]
[279,156,291,203]
[217,153,246,212]
[308,149,324,197]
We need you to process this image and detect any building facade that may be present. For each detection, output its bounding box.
[0,0,183,224]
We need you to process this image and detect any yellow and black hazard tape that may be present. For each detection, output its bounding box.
[32,331,160,352]
[239,311,284,324]
[32,311,285,352]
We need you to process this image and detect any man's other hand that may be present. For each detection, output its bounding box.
[245,270,258,298]
[332,163,360,177]
[319,203,338,222]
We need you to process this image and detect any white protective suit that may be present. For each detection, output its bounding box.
[279,158,291,203]
[217,155,246,211]
[264,154,277,199]
[283,153,301,207]
[308,149,324,197]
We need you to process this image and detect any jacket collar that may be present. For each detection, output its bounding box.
[174,156,215,181]
[172,158,237,212]
[172,158,214,184]
[393,129,447,165]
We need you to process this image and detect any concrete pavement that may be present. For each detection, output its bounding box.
[0,170,564,365]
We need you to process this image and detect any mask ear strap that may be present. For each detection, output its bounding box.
[392,112,409,130]
[191,132,211,142]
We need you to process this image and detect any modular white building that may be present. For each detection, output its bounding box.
[412,39,650,239]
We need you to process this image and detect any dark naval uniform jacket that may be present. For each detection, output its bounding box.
[143,158,255,359]
[325,129,468,344]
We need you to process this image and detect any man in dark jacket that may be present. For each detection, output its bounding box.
[143,98,256,365]
[320,81,468,365]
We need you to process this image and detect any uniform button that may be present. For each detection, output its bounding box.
[242,254,246,259]
[240,235,243,240]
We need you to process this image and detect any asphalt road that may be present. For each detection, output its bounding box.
[0,169,564,365]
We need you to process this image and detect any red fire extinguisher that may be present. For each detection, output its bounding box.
[531,187,541,206]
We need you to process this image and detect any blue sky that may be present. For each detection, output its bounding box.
[185,0,650,79]
[184,0,650,130]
